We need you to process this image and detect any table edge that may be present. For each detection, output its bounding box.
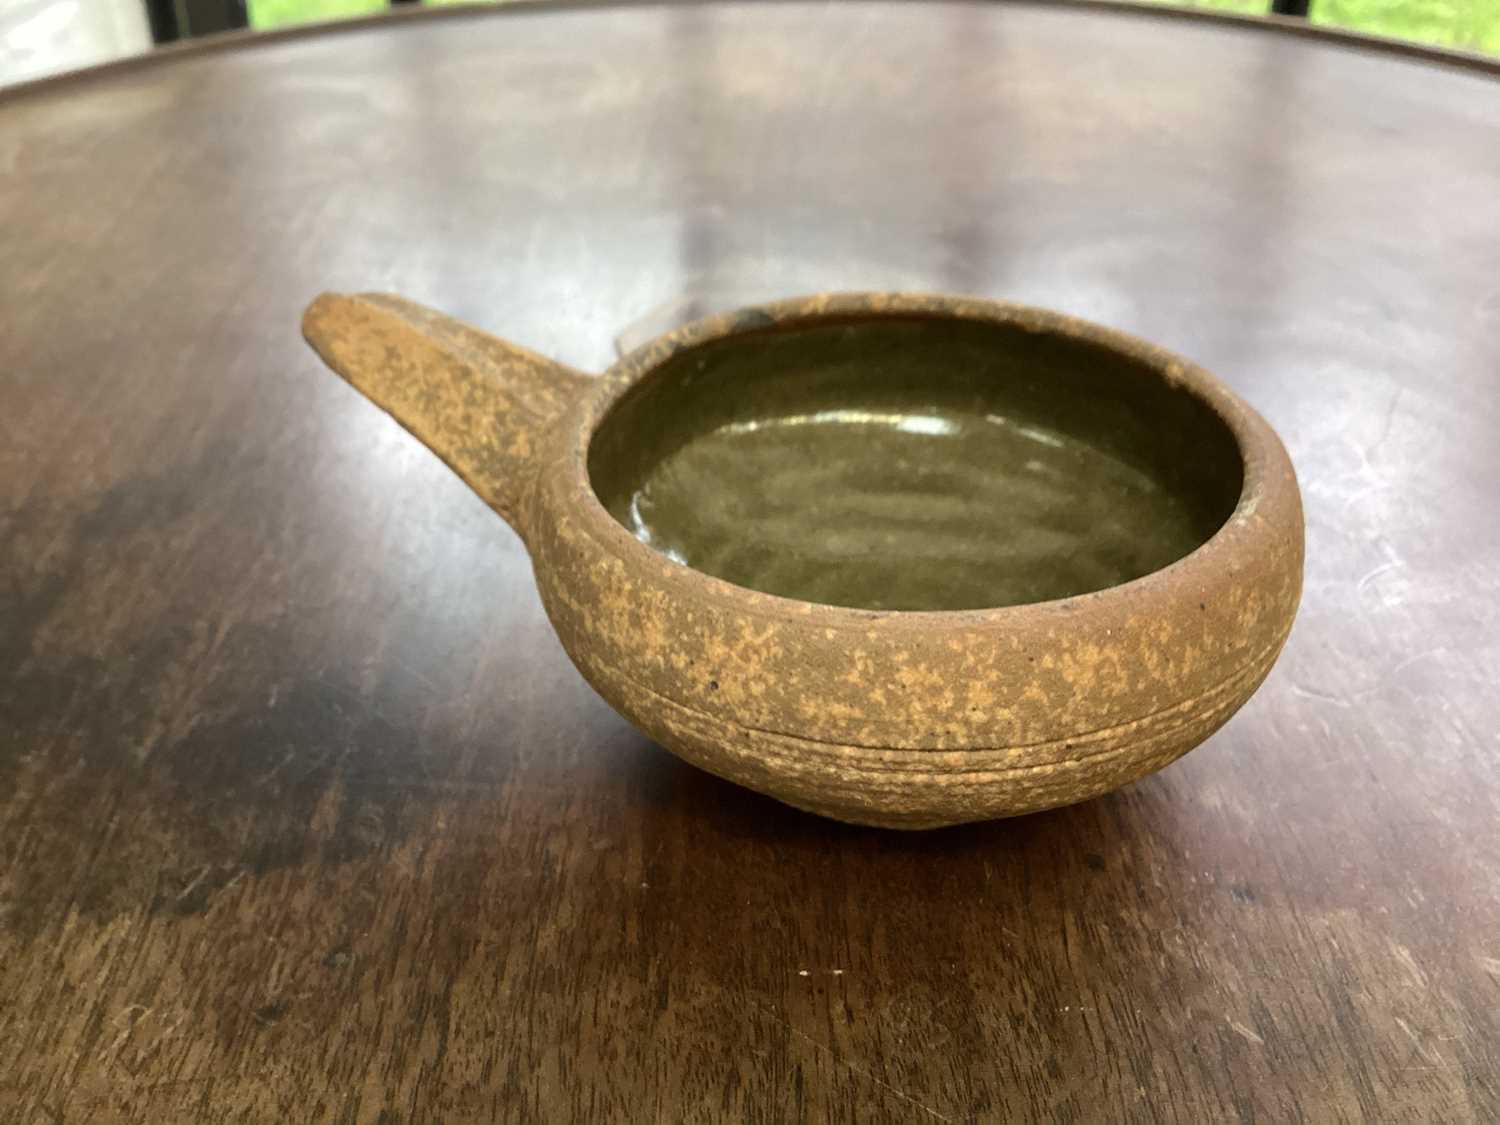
[0,0,1496,107]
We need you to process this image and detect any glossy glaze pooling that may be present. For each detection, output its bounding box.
[590,317,1243,611]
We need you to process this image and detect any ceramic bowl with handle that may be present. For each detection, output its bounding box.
[303,291,1303,829]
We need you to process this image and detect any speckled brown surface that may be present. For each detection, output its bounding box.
[303,291,1303,828]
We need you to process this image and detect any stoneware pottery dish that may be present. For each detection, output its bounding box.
[303,292,1303,828]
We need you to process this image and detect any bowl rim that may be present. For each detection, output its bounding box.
[553,291,1297,627]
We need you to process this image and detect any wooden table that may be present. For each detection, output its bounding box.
[4,4,1498,1120]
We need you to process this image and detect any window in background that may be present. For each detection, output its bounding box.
[7,1,1493,63]
[247,0,386,29]
[1142,0,1498,54]
[0,0,152,85]
[1313,0,1500,53]
[251,0,1500,57]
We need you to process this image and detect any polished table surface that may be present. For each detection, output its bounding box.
[3,3,1499,1120]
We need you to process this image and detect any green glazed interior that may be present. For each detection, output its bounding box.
[589,315,1243,612]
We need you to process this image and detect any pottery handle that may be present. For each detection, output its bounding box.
[302,292,591,535]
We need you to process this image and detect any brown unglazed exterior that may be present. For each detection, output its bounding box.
[307,292,1304,829]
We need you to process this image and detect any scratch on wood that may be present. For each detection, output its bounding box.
[1391,944,1428,989]
[176,865,211,903]
[1288,680,1355,708]
[750,1000,956,1123]
[141,1013,186,1059]
[98,1010,150,1063]
[1366,388,1404,459]
[1394,1016,1443,1065]
[1357,559,1402,597]
[1227,1019,1264,1045]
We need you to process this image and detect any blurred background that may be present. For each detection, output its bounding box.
[1,0,1496,88]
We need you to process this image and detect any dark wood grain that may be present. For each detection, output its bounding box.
[3,4,1498,1121]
